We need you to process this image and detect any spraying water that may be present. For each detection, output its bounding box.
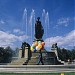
[22,8,27,42]
[29,9,35,44]
[42,9,49,39]
[42,9,46,39]
[22,8,50,48]
[45,12,49,38]
[42,9,50,50]
[45,12,50,50]
[42,9,46,24]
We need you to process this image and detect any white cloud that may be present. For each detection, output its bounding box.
[45,30,75,48]
[0,31,29,48]
[13,29,24,34]
[57,17,70,27]
[54,17,75,29]
[18,35,29,41]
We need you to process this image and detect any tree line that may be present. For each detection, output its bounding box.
[0,46,16,63]
[57,47,75,62]
[0,45,75,63]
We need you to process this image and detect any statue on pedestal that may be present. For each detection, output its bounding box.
[52,43,58,49]
[35,17,44,65]
[31,17,45,65]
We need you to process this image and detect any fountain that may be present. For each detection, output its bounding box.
[9,12,64,65]
[21,15,64,65]
[22,8,49,47]
[30,17,45,65]
[20,9,50,65]
[7,8,65,65]
[21,17,63,65]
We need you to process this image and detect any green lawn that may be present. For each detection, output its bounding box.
[0,72,75,75]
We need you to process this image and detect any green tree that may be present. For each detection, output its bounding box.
[0,46,13,63]
[57,48,71,61]
[4,46,13,63]
[71,48,75,60]
[0,47,4,62]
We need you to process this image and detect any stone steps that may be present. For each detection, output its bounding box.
[8,58,26,65]
[0,65,75,73]
[28,57,38,65]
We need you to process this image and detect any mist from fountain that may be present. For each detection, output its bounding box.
[22,8,27,35]
[42,9,49,39]
[29,9,35,43]
[22,8,49,47]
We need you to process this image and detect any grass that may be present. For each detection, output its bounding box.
[0,72,75,75]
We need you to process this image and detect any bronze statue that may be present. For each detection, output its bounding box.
[52,43,58,48]
[35,17,44,39]
[21,42,31,58]
[34,17,44,65]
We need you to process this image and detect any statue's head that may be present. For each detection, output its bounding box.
[37,17,40,21]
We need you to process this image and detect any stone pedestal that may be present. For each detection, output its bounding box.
[25,47,28,59]
[19,46,31,60]
[28,50,47,65]
[51,48,59,59]
[19,48,22,58]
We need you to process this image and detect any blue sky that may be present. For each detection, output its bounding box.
[0,0,74,50]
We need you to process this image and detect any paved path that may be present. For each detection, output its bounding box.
[0,65,75,73]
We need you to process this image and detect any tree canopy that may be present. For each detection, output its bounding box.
[0,46,14,63]
[57,47,75,62]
